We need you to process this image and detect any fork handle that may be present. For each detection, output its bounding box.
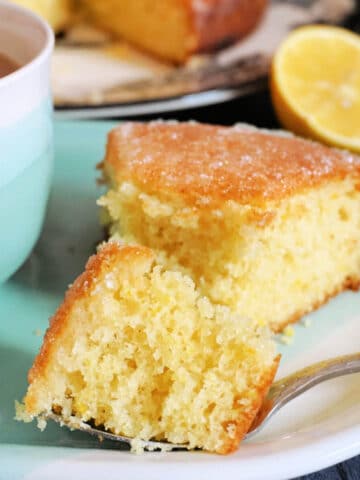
[269,352,360,405]
[247,352,360,438]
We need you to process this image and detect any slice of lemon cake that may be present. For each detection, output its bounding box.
[20,242,278,454]
[98,121,360,332]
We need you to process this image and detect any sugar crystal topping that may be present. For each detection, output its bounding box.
[106,121,360,208]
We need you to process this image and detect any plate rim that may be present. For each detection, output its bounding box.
[1,421,360,480]
[54,84,266,120]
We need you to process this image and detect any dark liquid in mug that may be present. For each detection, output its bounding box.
[0,53,19,78]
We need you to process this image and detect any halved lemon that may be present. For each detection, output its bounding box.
[271,25,360,152]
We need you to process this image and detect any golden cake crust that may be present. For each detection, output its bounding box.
[103,122,360,209]
[219,354,279,454]
[27,243,154,396]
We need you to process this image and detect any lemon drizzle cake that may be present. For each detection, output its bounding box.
[78,0,267,62]
[99,121,360,332]
[19,242,278,454]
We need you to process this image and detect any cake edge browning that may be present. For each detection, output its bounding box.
[186,0,268,56]
[219,354,280,454]
[25,242,155,412]
[103,121,360,210]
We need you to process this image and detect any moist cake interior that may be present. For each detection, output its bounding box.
[21,243,278,454]
[99,122,360,331]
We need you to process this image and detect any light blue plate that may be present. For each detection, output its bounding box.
[0,120,359,480]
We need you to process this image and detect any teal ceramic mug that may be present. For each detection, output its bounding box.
[0,1,54,283]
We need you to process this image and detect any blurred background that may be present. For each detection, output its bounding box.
[9,0,360,125]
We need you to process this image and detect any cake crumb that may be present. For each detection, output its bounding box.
[14,401,33,423]
[279,334,293,345]
[301,318,312,328]
[130,438,146,454]
[283,326,294,337]
[278,325,297,345]
[37,416,47,431]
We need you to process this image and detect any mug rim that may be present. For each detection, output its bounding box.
[0,0,54,88]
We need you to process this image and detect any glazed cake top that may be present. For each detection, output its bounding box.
[103,121,360,208]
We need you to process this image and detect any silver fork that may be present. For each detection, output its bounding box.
[49,352,360,450]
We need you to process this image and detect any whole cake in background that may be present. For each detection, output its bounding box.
[78,0,268,62]
[11,0,268,62]
[18,242,278,454]
[98,121,360,332]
